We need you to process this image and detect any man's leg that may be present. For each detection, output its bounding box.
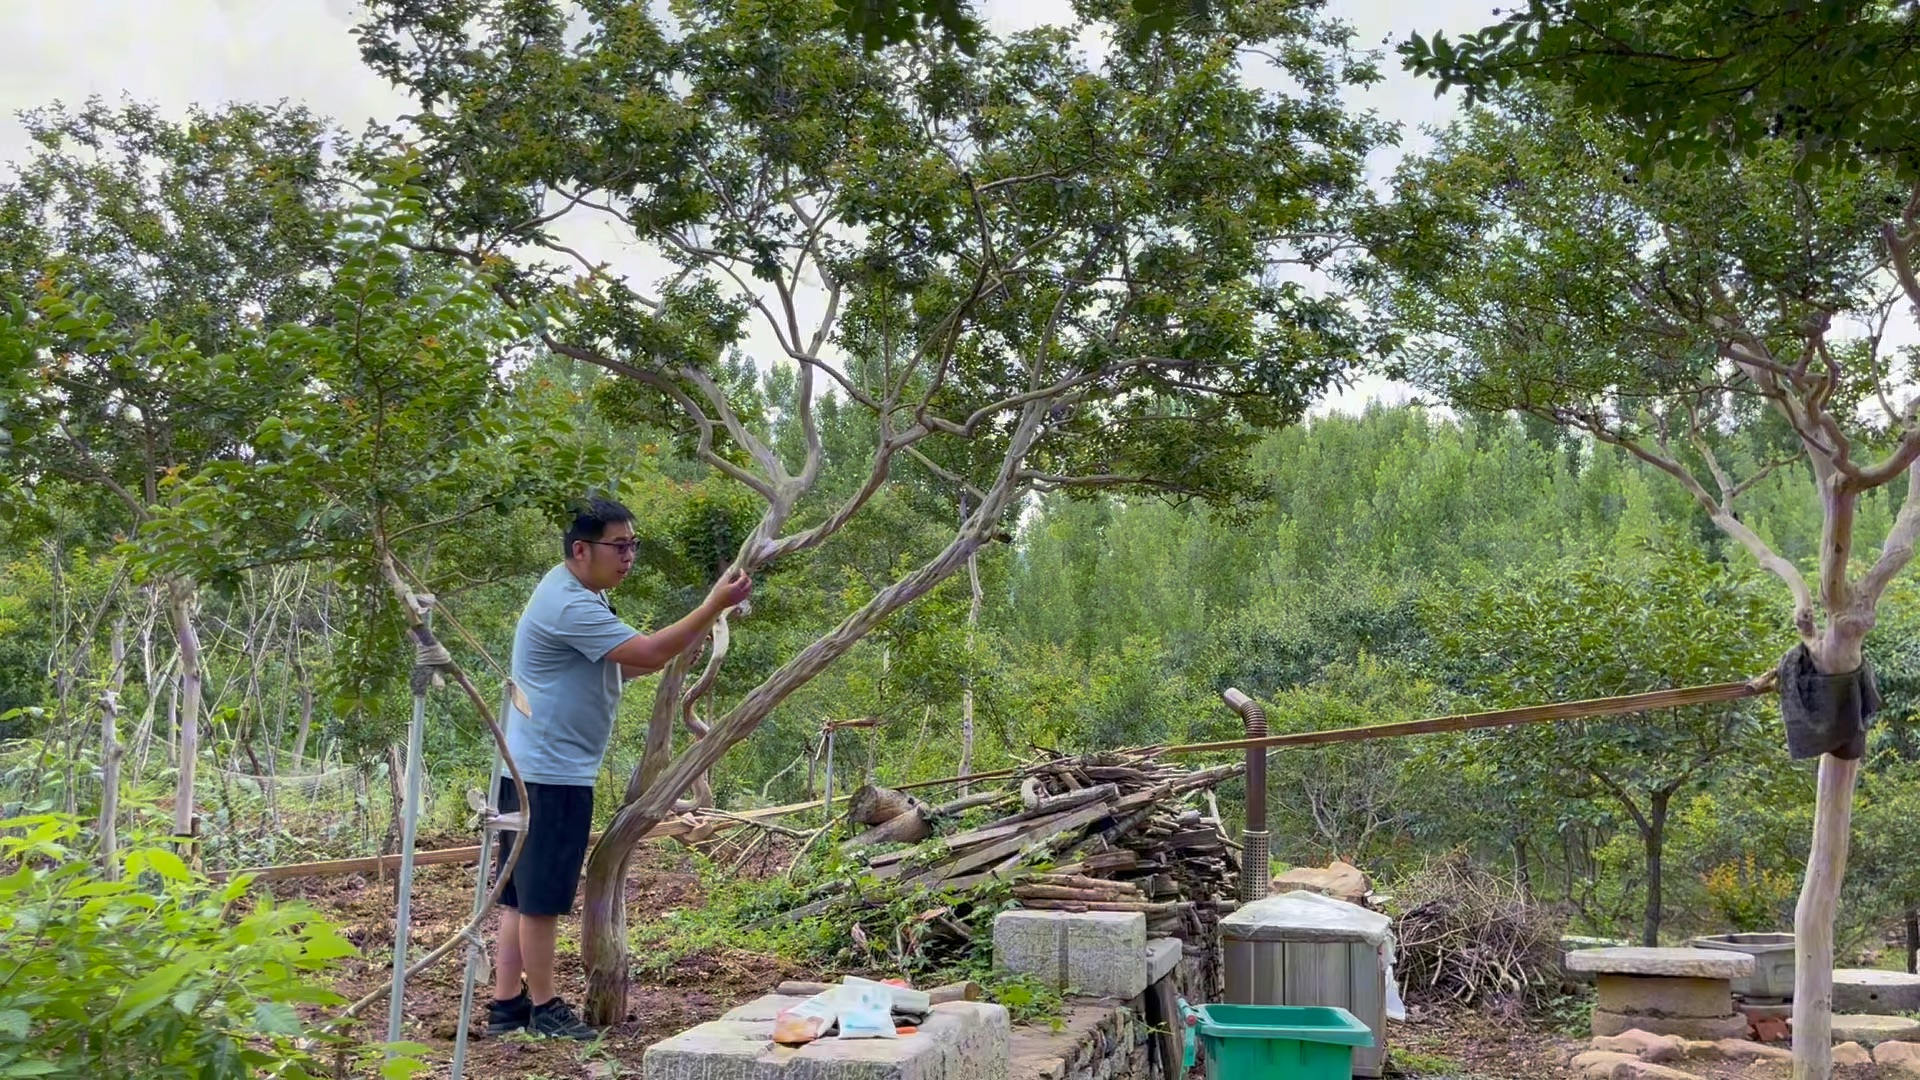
[493,907,525,1001]
[518,913,562,1006]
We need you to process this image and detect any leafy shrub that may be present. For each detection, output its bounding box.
[1701,853,1798,933]
[0,814,392,1079]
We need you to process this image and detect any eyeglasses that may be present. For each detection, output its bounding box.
[585,539,639,556]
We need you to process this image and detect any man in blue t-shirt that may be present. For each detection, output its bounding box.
[486,497,751,1039]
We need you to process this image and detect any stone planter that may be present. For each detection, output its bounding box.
[1690,933,1796,1000]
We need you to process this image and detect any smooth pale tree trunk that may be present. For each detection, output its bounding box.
[1793,626,1868,1080]
[292,666,315,764]
[98,690,121,880]
[958,547,981,795]
[164,579,204,847]
[1906,908,1918,975]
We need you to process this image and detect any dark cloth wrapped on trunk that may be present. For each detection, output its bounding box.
[1778,643,1879,760]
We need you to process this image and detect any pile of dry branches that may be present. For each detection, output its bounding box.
[787,749,1244,977]
[1390,854,1564,1008]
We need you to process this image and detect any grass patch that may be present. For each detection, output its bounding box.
[625,847,1068,1024]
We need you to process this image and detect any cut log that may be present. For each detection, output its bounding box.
[1013,884,1142,903]
[848,784,929,827]
[1033,873,1144,894]
[1020,899,1189,914]
[842,808,932,852]
[773,979,983,1005]
[932,790,1011,817]
[901,802,1112,886]
[1008,783,1120,822]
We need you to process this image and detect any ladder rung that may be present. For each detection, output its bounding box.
[483,812,524,832]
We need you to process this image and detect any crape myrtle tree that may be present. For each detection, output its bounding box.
[1378,2,1920,1060]
[355,0,1391,1021]
[0,101,346,843]
[1399,7,1920,1073]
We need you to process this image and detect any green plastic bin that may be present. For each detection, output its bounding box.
[1193,1003,1375,1080]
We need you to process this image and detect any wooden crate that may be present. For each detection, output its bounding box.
[1222,937,1387,1077]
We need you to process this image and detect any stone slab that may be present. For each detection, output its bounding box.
[993,910,1150,1000]
[1566,948,1752,980]
[1834,969,1920,1013]
[1596,975,1733,1019]
[1147,938,1181,986]
[646,996,1011,1080]
[1825,1014,1920,1047]
[1593,1009,1748,1041]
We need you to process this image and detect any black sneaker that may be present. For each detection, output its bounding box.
[529,996,599,1041]
[486,986,531,1036]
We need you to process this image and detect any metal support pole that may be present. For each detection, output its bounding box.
[386,661,430,1049]
[820,725,836,827]
[450,681,512,1080]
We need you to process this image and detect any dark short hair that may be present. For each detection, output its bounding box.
[563,497,635,561]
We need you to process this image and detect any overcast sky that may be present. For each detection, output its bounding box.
[0,0,1503,414]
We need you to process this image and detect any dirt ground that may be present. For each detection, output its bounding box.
[278,837,803,1079]
[284,846,1862,1080]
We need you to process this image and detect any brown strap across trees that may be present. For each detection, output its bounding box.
[1158,672,1778,757]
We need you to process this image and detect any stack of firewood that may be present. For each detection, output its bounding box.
[829,750,1244,953]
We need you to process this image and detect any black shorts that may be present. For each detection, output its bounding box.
[492,777,595,917]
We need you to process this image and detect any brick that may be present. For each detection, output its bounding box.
[1147,938,1181,985]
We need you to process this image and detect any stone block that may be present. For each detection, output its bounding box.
[1565,947,1752,981]
[1593,1009,1747,1041]
[1596,975,1732,1019]
[645,997,1011,1080]
[1834,969,1920,1013]
[1834,1042,1874,1066]
[1146,938,1181,986]
[1571,1050,1640,1078]
[1825,1014,1920,1047]
[1681,1038,1790,1062]
[1877,1041,1920,1066]
[1591,1030,1686,1062]
[993,910,1149,1000]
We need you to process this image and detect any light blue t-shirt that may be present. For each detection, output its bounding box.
[505,564,640,786]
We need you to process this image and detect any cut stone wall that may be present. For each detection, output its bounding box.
[1009,951,1210,1080]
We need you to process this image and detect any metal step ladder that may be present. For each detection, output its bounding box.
[449,681,523,1080]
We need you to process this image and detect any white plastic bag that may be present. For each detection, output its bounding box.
[834,980,898,1039]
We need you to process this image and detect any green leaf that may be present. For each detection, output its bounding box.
[0,1011,27,1040]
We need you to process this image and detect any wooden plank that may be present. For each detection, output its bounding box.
[902,802,1111,886]
[1349,941,1388,1078]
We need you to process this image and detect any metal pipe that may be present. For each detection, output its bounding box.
[386,680,429,1048]
[1222,688,1270,903]
[821,725,836,827]
[450,681,513,1080]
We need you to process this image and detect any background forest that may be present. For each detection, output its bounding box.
[13,391,1920,957]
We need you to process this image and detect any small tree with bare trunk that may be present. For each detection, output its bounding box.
[356,0,1391,1021]
[1371,86,1920,1077]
